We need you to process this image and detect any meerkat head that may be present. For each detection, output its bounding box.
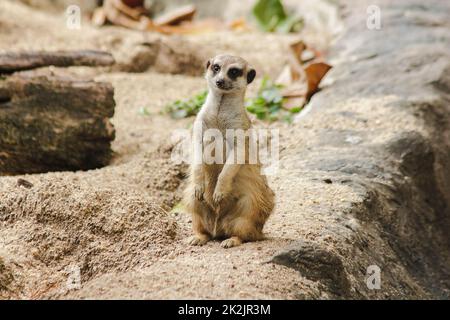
[205,54,256,94]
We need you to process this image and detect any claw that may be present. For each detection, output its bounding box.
[213,190,225,204]
[194,184,204,201]
[213,184,230,205]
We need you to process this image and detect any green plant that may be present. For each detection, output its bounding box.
[252,0,303,33]
[138,106,151,116]
[164,79,302,123]
[245,76,302,123]
[164,90,207,119]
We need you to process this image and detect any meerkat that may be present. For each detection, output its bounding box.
[183,54,275,248]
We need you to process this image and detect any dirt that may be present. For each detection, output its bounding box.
[1,0,449,299]
[0,0,319,299]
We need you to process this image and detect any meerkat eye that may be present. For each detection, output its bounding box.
[212,64,220,73]
[228,67,243,79]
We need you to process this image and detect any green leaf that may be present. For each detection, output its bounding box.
[138,106,151,116]
[289,106,302,113]
[246,105,256,113]
[252,0,303,33]
[253,0,287,32]
[245,76,301,124]
[165,90,207,119]
[256,111,267,120]
[269,104,280,114]
[268,113,279,122]
[276,14,303,33]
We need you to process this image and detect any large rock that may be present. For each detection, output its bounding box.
[269,0,450,298]
[0,68,116,175]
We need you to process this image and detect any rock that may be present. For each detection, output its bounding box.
[271,240,351,298]
[0,50,115,74]
[113,38,207,76]
[17,178,33,189]
[0,69,115,175]
[0,257,15,298]
[281,0,450,299]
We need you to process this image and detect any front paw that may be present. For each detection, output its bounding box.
[194,184,204,200]
[213,184,230,204]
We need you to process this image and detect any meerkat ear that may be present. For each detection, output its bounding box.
[247,69,256,84]
[206,60,211,70]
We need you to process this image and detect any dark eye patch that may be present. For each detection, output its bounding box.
[227,67,243,80]
[212,64,220,73]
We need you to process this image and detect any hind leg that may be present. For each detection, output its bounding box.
[185,197,214,246]
[220,236,242,248]
[220,196,265,248]
[220,218,263,248]
[187,212,210,246]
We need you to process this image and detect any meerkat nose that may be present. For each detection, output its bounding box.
[216,79,225,87]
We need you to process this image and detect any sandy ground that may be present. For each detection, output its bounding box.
[0,0,330,299]
[3,0,445,299]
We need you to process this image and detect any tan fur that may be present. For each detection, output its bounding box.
[183,54,275,248]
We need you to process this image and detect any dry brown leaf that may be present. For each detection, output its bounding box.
[149,20,222,35]
[275,41,331,109]
[154,5,196,26]
[286,40,307,81]
[304,61,331,99]
[98,0,149,30]
[91,8,107,27]
[112,0,146,20]
[228,18,251,31]
[289,40,306,65]
[122,0,145,7]
[93,1,217,35]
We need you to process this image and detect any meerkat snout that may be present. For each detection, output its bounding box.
[215,78,226,89]
[205,54,256,93]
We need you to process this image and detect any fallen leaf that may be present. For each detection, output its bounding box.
[304,61,332,99]
[228,18,251,31]
[93,1,219,35]
[100,0,150,30]
[91,7,107,27]
[154,5,196,26]
[150,20,222,35]
[286,40,307,81]
[122,0,145,7]
[112,0,146,20]
[289,40,306,65]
